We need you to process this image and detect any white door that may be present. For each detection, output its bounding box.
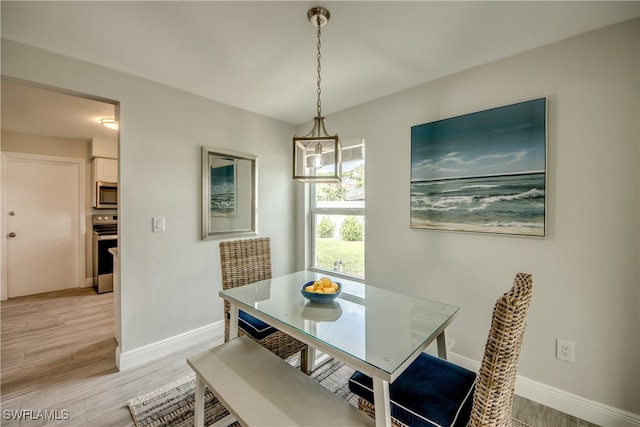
[3,154,85,298]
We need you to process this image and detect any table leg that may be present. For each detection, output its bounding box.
[194,374,205,427]
[300,346,311,374]
[436,330,448,359]
[229,302,239,339]
[373,377,391,427]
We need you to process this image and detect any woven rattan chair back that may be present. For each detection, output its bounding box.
[220,237,272,288]
[219,237,308,365]
[219,237,273,342]
[468,272,533,427]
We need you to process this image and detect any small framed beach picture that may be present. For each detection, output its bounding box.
[410,98,547,237]
[202,146,257,240]
[210,162,236,218]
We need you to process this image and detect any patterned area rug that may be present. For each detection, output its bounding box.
[127,357,358,427]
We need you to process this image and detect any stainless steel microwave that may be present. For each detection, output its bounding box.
[96,181,118,209]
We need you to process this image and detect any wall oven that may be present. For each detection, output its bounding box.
[93,214,117,294]
[96,181,118,209]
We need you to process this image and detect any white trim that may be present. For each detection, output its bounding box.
[115,344,122,371]
[448,352,640,427]
[1,152,86,300]
[117,321,223,371]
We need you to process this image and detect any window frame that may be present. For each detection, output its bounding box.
[308,142,365,282]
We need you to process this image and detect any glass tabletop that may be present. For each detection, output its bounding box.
[220,270,459,376]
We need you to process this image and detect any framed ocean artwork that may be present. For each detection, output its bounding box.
[201,146,256,240]
[410,98,547,237]
[210,163,236,218]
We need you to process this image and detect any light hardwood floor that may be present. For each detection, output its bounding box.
[1,287,216,426]
[1,287,599,426]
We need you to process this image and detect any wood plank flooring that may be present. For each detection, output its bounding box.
[1,287,217,426]
[1,287,600,426]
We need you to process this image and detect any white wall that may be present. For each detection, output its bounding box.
[305,19,639,419]
[1,40,297,355]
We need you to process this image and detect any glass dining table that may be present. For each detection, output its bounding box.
[220,270,460,427]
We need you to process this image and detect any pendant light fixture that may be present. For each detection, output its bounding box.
[293,7,342,183]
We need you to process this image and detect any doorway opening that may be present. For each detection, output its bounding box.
[1,78,120,299]
[0,78,121,381]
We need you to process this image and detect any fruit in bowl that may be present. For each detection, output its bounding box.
[301,277,342,303]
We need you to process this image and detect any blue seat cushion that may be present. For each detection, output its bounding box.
[236,310,278,340]
[349,353,476,427]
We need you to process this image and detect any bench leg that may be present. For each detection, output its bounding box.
[194,374,206,427]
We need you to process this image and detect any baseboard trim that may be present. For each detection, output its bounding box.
[117,321,223,371]
[449,352,640,427]
[115,344,122,370]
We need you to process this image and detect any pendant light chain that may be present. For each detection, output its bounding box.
[316,14,322,118]
[293,7,341,183]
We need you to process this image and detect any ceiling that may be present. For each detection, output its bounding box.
[1,79,118,141]
[1,1,638,140]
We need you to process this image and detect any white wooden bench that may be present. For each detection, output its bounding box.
[187,335,374,427]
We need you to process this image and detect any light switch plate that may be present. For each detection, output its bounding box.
[152,217,165,233]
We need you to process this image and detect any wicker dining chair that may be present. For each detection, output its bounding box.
[219,237,309,372]
[349,273,534,427]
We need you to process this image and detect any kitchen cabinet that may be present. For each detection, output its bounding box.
[90,137,118,159]
[93,157,118,183]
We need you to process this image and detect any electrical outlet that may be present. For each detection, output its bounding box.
[556,339,575,362]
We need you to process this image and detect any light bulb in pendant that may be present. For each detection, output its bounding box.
[312,143,324,168]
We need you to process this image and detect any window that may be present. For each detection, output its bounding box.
[310,141,365,279]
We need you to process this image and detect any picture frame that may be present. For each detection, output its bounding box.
[201,146,257,239]
[410,98,547,237]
